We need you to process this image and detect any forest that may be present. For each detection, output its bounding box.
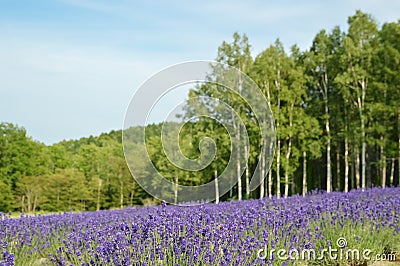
[0,10,399,212]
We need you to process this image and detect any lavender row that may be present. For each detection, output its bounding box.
[1,187,399,265]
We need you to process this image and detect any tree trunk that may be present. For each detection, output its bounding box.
[360,81,366,191]
[27,193,31,213]
[390,158,396,186]
[354,147,360,188]
[120,179,124,209]
[174,176,178,205]
[381,135,386,188]
[321,71,332,193]
[336,145,341,191]
[236,78,243,201]
[284,145,290,198]
[361,122,366,191]
[130,176,135,206]
[260,146,267,197]
[345,137,349,192]
[236,128,242,201]
[97,178,102,211]
[366,145,372,188]
[344,102,349,192]
[268,166,273,198]
[284,171,289,198]
[326,110,332,193]
[130,191,133,206]
[265,172,268,199]
[284,103,294,198]
[229,120,234,200]
[351,151,355,189]
[264,81,273,199]
[398,109,400,186]
[21,196,25,213]
[260,149,265,199]
[284,141,291,198]
[33,195,37,213]
[336,147,340,191]
[390,158,395,186]
[229,178,233,199]
[276,139,281,199]
[291,172,296,195]
[215,169,219,204]
[302,150,307,196]
[275,76,281,199]
[244,143,250,198]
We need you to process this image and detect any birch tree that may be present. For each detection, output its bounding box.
[335,10,378,191]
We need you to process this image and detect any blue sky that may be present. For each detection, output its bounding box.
[1,0,399,144]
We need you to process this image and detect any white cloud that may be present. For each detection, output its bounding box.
[1,0,399,143]
[0,36,171,144]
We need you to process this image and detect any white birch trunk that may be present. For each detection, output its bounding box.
[355,147,360,189]
[244,143,249,198]
[284,103,293,198]
[215,170,219,204]
[276,140,281,199]
[398,109,400,186]
[268,165,273,198]
[390,158,395,187]
[381,135,386,188]
[345,137,349,192]
[302,150,307,196]
[97,178,102,211]
[326,106,332,193]
[361,80,366,191]
[260,149,265,199]
[336,148,340,191]
[174,176,178,205]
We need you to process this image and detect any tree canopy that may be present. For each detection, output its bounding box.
[0,10,399,211]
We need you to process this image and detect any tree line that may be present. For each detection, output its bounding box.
[164,10,400,201]
[0,124,151,212]
[0,10,399,212]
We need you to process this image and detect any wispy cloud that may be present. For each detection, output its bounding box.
[1,0,398,143]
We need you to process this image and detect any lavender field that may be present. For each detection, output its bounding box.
[1,187,399,266]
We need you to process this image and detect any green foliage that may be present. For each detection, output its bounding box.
[0,179,13,211]
[0,11,400,211]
